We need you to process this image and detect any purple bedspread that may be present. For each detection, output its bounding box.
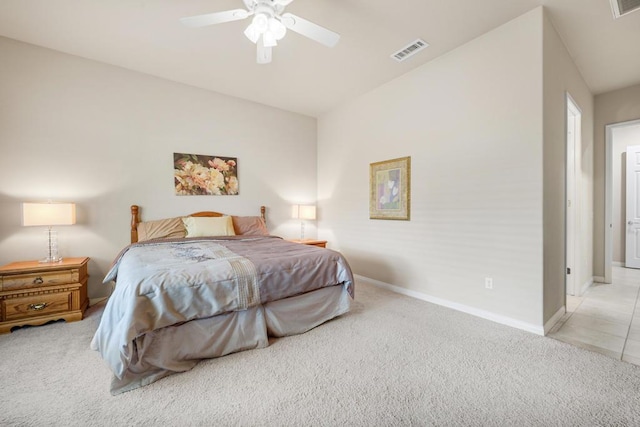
[91,236,354,380]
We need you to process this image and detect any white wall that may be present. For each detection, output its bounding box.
[542,13,594,321]
[318,9,545,328]
[611,124,640,263]
[0,37,318,298]
[594,83,640,278]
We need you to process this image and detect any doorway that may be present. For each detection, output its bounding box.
[566,94,581,296]
[625,144,640,268]
[605,119,640,281]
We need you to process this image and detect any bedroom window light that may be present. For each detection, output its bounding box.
[22,202,76,263]
[291,204,316,240]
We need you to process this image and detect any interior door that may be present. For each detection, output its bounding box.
[566,95,580,296]
[625,145,640,269]
[566,109,576,295]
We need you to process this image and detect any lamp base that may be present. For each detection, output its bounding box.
[41,228,61,264]
[39,256,63,264]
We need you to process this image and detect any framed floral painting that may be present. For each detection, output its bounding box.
[369,156,411,220]
[174,153,238,196]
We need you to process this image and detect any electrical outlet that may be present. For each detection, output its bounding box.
[485,277,493,289]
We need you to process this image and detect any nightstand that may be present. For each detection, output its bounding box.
[288,239,327,248]
[0,257,89,334]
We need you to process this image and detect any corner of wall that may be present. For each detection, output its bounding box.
[541,8,595,325]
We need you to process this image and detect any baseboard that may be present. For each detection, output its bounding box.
[354,275,545,336]
[593,276,606,283]
[544,306,566,335]
[89,297,108,306]
[613,261,624,267]
[578,278,593,296]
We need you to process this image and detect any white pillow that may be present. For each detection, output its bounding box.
[182,216,236,237]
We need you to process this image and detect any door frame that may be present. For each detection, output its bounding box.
[605,118,640,282]
[566,93,581,296]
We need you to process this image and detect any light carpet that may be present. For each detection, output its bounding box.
[1,280,640,426]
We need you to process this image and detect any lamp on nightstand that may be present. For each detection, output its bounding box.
[22,202,76,263]
[291,204,316,240]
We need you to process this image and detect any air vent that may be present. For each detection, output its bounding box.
[610,0,640,18]
[391,39,429,62]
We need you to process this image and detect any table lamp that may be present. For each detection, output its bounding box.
[22,202,76,263]
[291,204,316,240]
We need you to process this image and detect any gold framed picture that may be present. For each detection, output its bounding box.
[369,156,411,220]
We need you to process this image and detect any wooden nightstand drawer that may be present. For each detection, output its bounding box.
[2,270,75,291]
[3,291,72,321]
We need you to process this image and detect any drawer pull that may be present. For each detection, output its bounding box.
[28,303,48,311]
[32,277,44,285]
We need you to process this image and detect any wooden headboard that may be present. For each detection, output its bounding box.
[130,205,266,244]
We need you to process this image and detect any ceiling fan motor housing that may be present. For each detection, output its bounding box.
[244,0,288,14]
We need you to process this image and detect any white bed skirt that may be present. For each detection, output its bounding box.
[111,284,351,394]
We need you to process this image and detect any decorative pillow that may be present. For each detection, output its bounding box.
[232,216,269,236]
[137,217,186,242]
[182,216,236,237]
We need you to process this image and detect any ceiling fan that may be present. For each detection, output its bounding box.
[180,0,340,64]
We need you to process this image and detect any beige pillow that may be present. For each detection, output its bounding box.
[232,216,269,236]
[137,217,186,242]
[182,216,236,237]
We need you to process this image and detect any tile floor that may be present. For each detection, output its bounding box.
[549,266,640,366]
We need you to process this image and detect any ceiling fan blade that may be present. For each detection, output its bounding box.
[180,9,250,28]
[280,13,340,48]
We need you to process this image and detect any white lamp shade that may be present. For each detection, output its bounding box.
[244,23,260,44]
[263,30,277,47]
[252,13,269,32]
[270,18,287,40]
[292,204,316,220]
[22,202,76,226]
[298,205,316,220]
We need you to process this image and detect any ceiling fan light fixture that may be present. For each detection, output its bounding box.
[252,13,269,33]
[269,18,287,40]
[244,23,260,43]
[263,31,278,47]
[245,13,284,46]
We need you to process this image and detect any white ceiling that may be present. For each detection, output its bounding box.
[0,0,639,117]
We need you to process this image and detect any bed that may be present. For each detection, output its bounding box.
[91,205,355,394]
